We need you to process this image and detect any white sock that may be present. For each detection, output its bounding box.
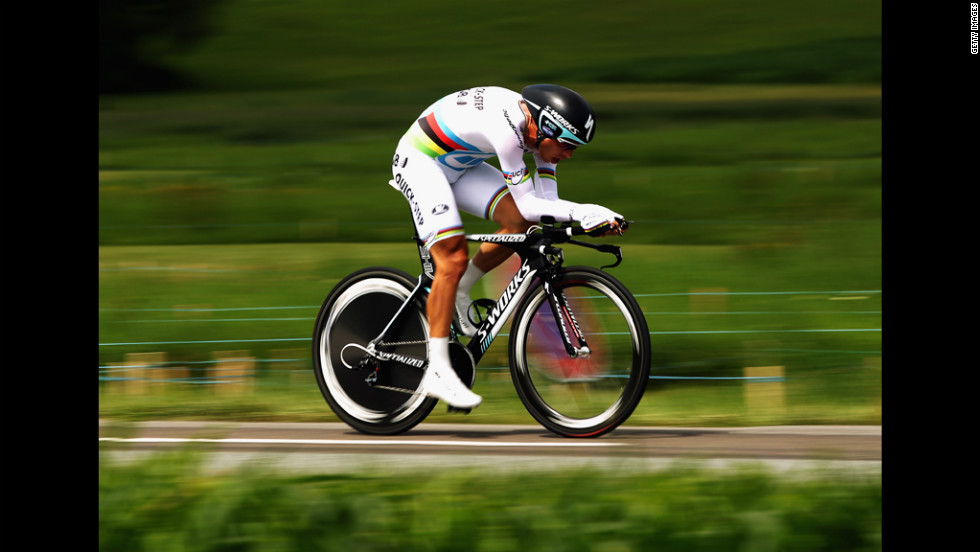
[456,260,486,304]
[429,336,451,367]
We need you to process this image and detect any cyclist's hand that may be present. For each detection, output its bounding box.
[572,205,627,237]
[605,217,629,236]
[589,217,628,237]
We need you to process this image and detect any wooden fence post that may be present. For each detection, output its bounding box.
[743,366,786,415]
[212,350,255,394]
[119,352,167,395]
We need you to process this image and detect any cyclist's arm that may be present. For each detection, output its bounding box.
[496,140,624,230]
[492,146,570,221]
[507,176,578,222]
[510,179,623,232]
[506,160,623,233]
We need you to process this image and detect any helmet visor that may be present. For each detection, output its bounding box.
[538,110,589,147]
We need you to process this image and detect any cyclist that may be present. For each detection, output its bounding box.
[389,84,626,410]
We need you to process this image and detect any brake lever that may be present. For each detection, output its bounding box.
[597,244,623,269]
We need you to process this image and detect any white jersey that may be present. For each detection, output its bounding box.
[403,86,557,189]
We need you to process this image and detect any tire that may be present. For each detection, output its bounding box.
[508,267,651,437]
[312,267,437,435]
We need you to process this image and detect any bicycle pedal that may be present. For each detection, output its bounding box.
[446,405,472,415]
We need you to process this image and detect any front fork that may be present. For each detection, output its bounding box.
[536,244,590,359]
[543,278,592,359]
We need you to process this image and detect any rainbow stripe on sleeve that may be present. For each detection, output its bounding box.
[503,168,532,186]
[536,167,557,182]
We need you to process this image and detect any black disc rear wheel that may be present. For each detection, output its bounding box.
[312,267,436,435]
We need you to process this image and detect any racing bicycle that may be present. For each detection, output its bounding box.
[312,216,651,438]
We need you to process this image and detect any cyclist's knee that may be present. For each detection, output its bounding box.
[492,196,534,233]
[430,236,469,280]
[503,218,534,233]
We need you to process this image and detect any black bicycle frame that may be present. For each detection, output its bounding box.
[453,232,560,363]
[366,227,615,369]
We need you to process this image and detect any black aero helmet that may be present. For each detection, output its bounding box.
[521,84,596,147]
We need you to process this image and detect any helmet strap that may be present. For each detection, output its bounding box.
[520,101,546,149]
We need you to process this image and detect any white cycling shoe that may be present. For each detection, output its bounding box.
[420,362,482,409]
[455,296,477,338]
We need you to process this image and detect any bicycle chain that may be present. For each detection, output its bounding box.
[377,340,428,347]
[372,384,422,395]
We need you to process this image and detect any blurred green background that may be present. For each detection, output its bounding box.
[99,0,881,427]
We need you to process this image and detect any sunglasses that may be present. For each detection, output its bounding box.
[555,137,579,151]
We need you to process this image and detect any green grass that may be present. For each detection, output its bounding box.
[99,448,882,552]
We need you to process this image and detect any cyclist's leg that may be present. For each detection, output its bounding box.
[390,143,469,340]
[477,193,535,270]
[453,162,535,272]
[390,141,466,249]
[424,235,482,408]
[390,143,481,408]
[426,235,468,339]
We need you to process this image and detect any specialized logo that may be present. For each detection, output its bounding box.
[373,349,425,369]
[503,108,525,149]
[583,114,594,141]
[432,204,449,216]
[468,233,526,243]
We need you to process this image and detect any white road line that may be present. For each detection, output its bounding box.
[98,437,621,448]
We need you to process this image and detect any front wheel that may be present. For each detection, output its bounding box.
[509,267,651,437]
[312,267,436,435]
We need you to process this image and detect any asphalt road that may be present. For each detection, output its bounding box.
[99,420,881,475]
